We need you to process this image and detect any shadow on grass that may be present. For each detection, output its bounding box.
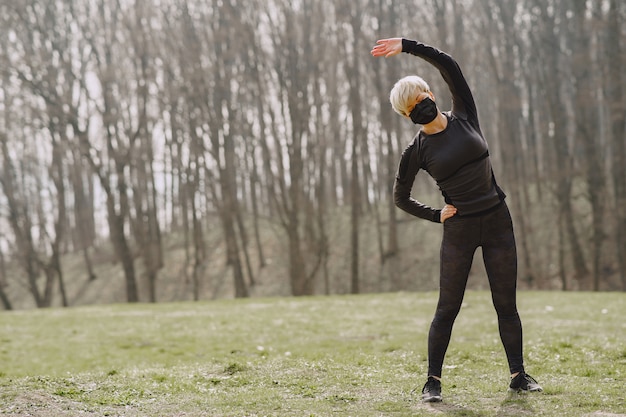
[428,402,485,416]
[496,392,535,416]
[410,391,535,416]
[407,389,484,416]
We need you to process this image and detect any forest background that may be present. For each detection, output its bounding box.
[0,0,624,310]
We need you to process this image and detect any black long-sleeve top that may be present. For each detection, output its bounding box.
[393,39,505,222]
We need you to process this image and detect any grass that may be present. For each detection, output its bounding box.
[0,291,624,416]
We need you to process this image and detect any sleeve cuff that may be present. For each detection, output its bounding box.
[401,38,410,53]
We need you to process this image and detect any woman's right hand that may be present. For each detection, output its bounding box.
[371,38,403,58]
[440,204,457,223]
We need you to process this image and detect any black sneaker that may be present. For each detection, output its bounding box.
[509,372,543,393]
[421,376,443,402]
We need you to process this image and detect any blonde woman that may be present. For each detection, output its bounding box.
[371,38,542,402]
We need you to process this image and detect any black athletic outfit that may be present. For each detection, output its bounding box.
[394,39,525,377]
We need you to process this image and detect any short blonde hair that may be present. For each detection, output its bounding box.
[389,75,431,116]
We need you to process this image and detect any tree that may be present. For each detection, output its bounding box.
[606,0,626,289]
[81,0,142,302]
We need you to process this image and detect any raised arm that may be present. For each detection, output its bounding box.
[372,38,479,126]
[401,39,477,123]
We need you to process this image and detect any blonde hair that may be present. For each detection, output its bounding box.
[389,75,431,116]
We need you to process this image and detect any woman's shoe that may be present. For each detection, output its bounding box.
[421,376,443,402]
[509,372,543,393]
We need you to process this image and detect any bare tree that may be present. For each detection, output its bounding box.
[0,130,44,306]
[261,0,329,296]
[126,0,164,302]
[570,0,608,290]
[606,0,626,289]
[1,1,85,307]
[530,0,589,289]
[80,0,142,302]
[477,0,539,286]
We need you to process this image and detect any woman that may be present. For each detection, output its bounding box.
[370,38,542,402]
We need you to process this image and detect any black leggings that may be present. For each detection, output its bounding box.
[428,202,524,377]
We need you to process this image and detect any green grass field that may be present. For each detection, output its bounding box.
[0,291,624,416]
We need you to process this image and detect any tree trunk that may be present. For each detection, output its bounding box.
[190,186,204,301]
[572,0,607,291]
[348,9,364,295]
[535,0,589,287]
[0,249,13,310]
[107,194,139,303]
[71,148,97,281]
[0,134,43,307]
[607,0,626,289]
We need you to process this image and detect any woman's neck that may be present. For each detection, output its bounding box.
[422,113,448,135]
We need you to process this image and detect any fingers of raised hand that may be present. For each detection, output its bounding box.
[370,43,387,56]
[371,38,400,57]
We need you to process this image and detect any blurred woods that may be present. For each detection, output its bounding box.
[0,0,624,309]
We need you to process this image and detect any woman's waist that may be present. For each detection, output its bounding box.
[442,186,505,217]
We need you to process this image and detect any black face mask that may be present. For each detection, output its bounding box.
[409,97,438,125]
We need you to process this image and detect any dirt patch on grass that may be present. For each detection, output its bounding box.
[0,391,129,417]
